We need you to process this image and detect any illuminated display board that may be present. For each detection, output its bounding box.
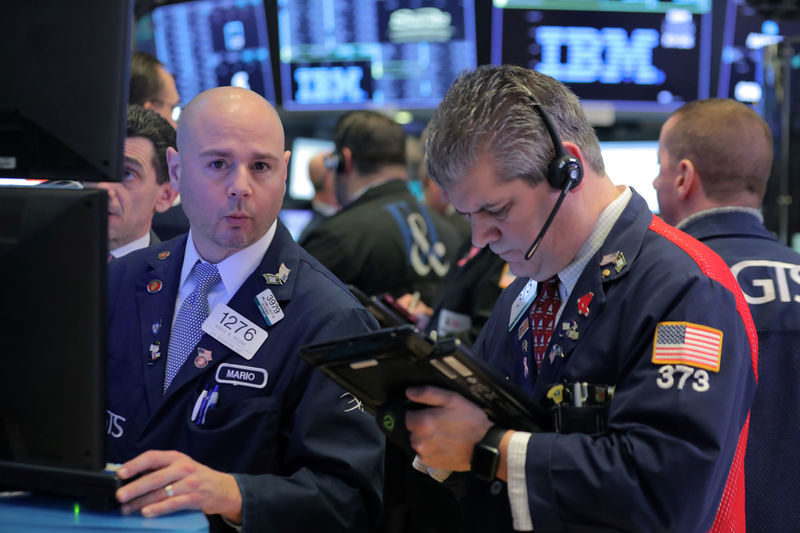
[491,0,713,112]
[599,140,661,212]
[277,0,477,111]
[151,0,277,104]
[717,0,800,103]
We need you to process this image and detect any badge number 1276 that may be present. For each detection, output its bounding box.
[202,304,267,360]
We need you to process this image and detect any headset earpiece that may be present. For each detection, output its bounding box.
[549,154,583,192]
[527,94,584,191]
[324,150,346,173]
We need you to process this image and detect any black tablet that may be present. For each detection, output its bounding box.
[347,285,416,327]
[299,325,551,438]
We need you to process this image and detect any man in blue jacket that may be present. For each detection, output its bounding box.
[405,65,757,532]
[105,86,384,532]
[655,97,800,532]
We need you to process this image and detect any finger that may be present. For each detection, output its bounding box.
[405,404,435,433]
[117,449,178,479]
[141,492,198,518]
[396,293,413,308]
[118,473,175,505]
[120,483,172,515]
[406,385,457,407]
[117,462,184,504]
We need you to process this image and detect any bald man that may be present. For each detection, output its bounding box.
[104,87,384,532]
[655,98,800,532]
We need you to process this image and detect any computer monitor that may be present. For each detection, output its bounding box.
[599,140,661,213]
[279,208,315,241]
[491,0,713,115]
[288,137,336,202]
[0,1,132,181]
[0,187,116,503]
[716,0,800,103]
[150,0,278,104]
[276,0,478,111]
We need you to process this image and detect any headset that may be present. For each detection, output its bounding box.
[524,94,583,260]
[324,151,345,173]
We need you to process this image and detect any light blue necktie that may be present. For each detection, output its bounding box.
[164,261,221,392]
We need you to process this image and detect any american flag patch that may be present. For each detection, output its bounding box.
[652,322,723,372]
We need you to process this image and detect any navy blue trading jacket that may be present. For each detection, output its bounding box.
[682,209,800,533]
[462,191,757,533]
[105,221,384,533]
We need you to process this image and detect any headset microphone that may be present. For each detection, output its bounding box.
[523,95,583,260]
[524,168,580,259]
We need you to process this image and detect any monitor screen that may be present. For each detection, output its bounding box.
[600,140,661,213]
[0,1,132,181]
[288,137,336,202]
[0,187,108,473]
[279,208,315,241]
[491,0,713,114]
[151,0,277,105]
[276,0,478,111]
[716,0,800,103]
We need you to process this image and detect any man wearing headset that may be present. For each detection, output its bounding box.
[405,65,757,532]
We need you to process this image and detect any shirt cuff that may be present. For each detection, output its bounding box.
[412,454,452,482]
[508,431,533,531]
[221,516,243,532]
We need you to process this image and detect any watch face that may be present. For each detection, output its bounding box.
[471,444,500,482]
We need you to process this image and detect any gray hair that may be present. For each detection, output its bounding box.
[426,65,604,189]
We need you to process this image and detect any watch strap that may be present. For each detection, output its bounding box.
[471,425,507,481]
[478,425,507,449]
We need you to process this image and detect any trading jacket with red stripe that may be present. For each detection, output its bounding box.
[680,209,800,533]
[462,191,757,533]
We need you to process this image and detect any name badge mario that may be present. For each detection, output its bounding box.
[215,363,268,389]
[202,304,268,360]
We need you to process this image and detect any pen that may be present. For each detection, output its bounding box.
[191,385,210,422]
[200,385,219,425]
[409,291,420,313]
[195,385,213,426]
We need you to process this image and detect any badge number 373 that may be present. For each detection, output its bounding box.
[656,364,710,392]
[202,304,268,360]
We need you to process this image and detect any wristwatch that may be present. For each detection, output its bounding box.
[471,425,507,482]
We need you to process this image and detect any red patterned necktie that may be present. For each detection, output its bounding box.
[530,276,561,371]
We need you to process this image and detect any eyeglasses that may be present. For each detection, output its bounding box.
[147,98,182,124]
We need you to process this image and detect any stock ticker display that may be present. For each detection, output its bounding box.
[151,0,277,104]
[491,0,713,112]
[277,0,477,110]
[717,0,800,103]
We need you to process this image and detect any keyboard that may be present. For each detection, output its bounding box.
[0,460,124,510]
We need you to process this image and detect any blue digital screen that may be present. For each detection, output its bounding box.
[279,208,314,241]
[717,0,800,103]
[151,0,277,104]
[491,0,712,112]
[277,0,477,111]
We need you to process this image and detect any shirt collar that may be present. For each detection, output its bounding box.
[348,178,397,204]
[110,232,151,258]
[557,186,632,299]
[312,199,339,217]
[676,206,763,230]
[179,220,277,297]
